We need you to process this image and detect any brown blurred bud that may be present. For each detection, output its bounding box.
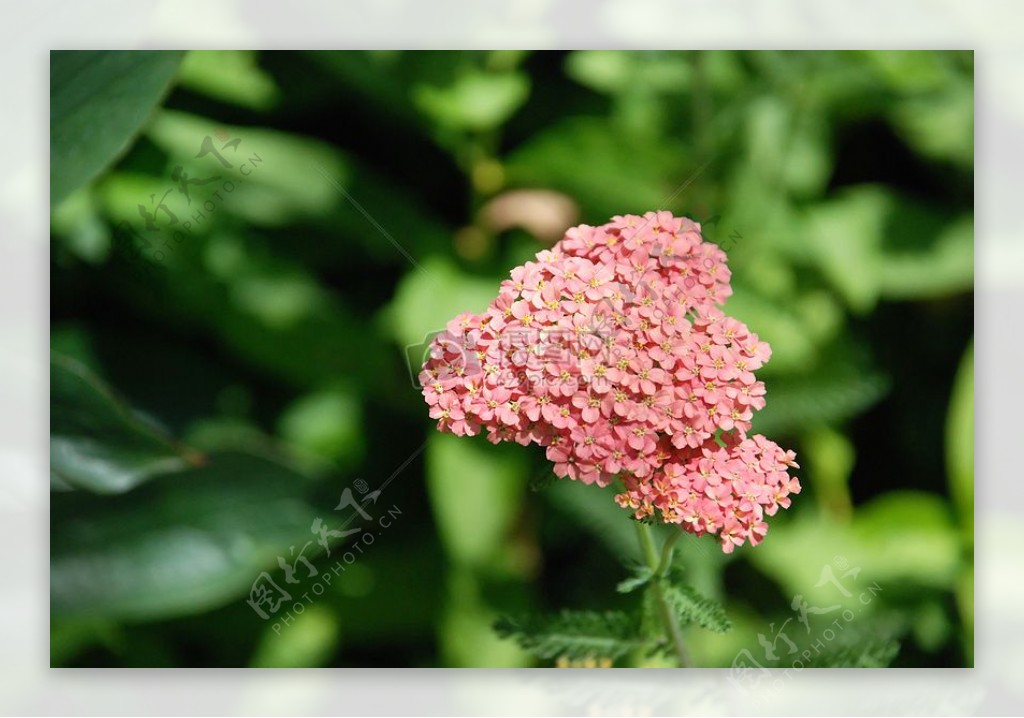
[453,225,491,261]
[472,159,506,195]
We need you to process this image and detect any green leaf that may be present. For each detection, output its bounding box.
[565,51,691,95]
[879,214,974,300]
[661,584,732,633]
[50,617,121,666]
[956,563,974,666]
[724,288,826,373]
[852,492,961,584]
[250,604,339,667]
[51,186,110,263]
[414,71,530,132]
[177,50,279,110]
[743,95,831,198]
[494,610,641,661]
[750,343,889,437]
[801,186,890,313]
[144,109,350,225]
[50,352,195,493]
[51,50,184,206]
[946,339,974,538]
[386,256,502,350]
[504,116,687,218]
[616,566,653,594]
[751,491,961,601]
[862,51,953,93]
[277,387,365,468]
[803,426,855,519]
[425,433,527,569]
[51,451,320,621]
[440,568,530,667]
[801,187,973,309]
[890,78,973,168]
[565,51,636,94]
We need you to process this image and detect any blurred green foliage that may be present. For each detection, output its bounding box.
[50,50,973,667]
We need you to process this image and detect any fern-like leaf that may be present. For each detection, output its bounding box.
[493,610,642,661]
[662,584,732,633]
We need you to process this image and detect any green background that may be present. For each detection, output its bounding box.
[50,50,973,667]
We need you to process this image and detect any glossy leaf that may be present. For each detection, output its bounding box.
[51,50,184,206]
[50,352,194,493]
[51,452,320,621]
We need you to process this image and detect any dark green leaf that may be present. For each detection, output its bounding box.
[51,452,320,621]
[50,352,195,493]
[946,340,974,536]
[51,50,184,205]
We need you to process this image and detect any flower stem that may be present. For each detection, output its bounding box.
[634,522,691,667]
[635,519,660,566]
[656,529,683,579]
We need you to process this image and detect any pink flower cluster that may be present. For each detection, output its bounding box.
[420,211,799,553]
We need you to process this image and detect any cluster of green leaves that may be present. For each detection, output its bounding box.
[497,559,898,668]
[51,353,321,622]
[495,563,731,665]
[50,53,329,644]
